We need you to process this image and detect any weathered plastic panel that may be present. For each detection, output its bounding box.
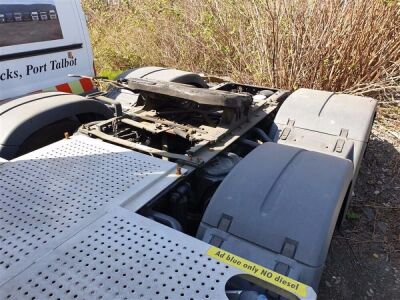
[272,88,377,180]
[0,92,112,159]
[271,89,377,224]
[273,89,377,141]
[198,142,353,289]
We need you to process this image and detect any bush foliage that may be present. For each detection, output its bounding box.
[83,0,400,94]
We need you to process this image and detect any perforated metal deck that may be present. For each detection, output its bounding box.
[1,207,239,300]
[0,136,316,300]
[0,136,180,285]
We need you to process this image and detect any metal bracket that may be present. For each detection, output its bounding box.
[210,235,224,247]
[86,92,123,117]
[280,128,291,140]
[334,128,349,153]
[280,119,295,141]
[209,214,233,247]
[287,119,295,126]
[217,214,233,231]
[274,239,298,276]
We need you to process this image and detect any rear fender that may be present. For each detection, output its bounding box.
[198,142,353,289]
[0,92,112,159]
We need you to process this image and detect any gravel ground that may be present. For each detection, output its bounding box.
[319,101,400,300]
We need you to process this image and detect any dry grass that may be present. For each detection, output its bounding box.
[83,0,400,101]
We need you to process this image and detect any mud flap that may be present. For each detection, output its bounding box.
[197,142,353,290]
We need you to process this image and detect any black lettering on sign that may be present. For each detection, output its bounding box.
[26,63,47,76]
[0,69,20,81]
[1,57,78,82]
[50,58,77,70]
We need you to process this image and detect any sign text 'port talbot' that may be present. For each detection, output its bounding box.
[26,58,77,75]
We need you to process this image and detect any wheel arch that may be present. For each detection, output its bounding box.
[0,92,113,159]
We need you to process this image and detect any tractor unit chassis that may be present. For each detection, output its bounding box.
[0,75,377,299]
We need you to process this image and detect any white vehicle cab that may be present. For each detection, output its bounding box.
[0,0,112,160]
[31,11,39,21]
[49,9,57,20]
[39,10,47,20]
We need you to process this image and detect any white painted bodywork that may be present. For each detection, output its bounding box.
[0,0,94,101]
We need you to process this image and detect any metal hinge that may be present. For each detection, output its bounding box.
[210,235,224,247]
[274,239,298,277]
[287,119,295,126]
[218,214,232,231]
[280,119,295,140]
[280,128,291,140]
[334,129,349,153]
[210,214,233,247]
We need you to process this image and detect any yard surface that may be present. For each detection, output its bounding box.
[319,114,400,299]
[0,20,63,47]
